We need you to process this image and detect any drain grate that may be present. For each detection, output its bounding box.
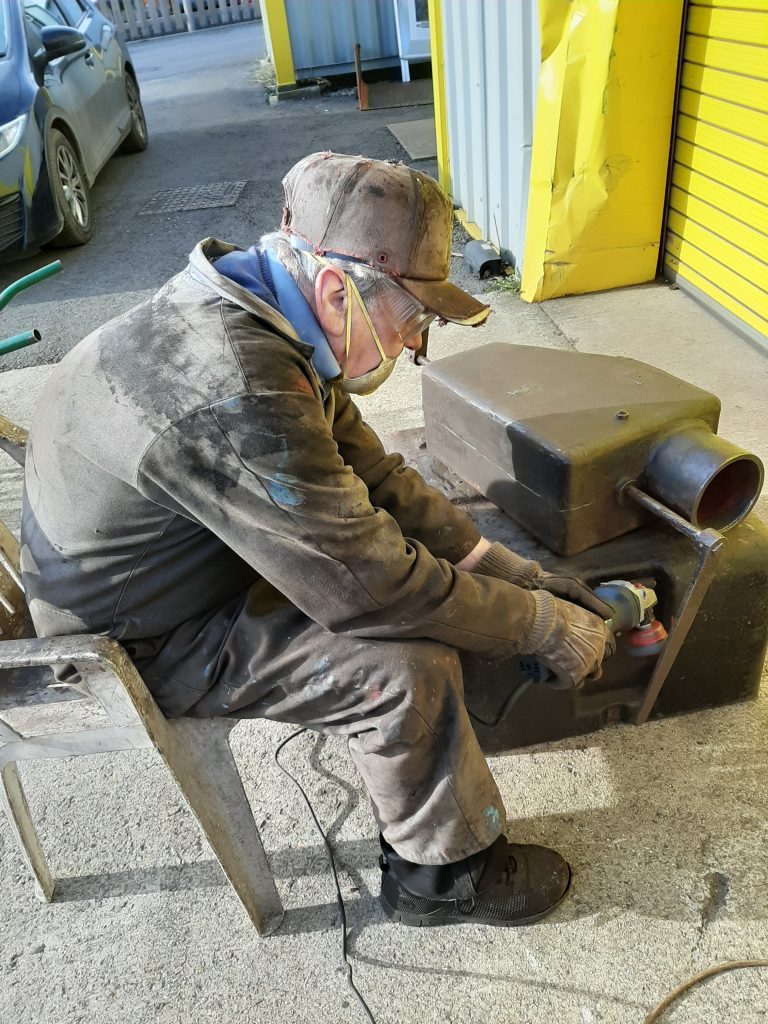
[140,181,248,216]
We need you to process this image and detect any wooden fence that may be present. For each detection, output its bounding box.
[96,0,261,41]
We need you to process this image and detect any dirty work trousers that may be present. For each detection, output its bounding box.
[135,586,507,865]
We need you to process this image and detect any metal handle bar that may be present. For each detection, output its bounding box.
[0,261,62,313]
[0,260,62,356]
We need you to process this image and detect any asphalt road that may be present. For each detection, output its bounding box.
[0,21,464,370]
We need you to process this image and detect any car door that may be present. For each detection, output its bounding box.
[23,0,105,177]
[70,0,128,149]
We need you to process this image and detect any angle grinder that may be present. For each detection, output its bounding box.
[469,580,668,728]
[519,579,668,686]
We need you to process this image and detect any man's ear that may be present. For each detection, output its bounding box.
[314,266,347,339]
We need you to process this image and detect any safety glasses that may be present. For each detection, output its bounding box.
[374,276,435,344]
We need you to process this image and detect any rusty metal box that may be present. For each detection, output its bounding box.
[385,429,768,750]
[422,343,721,556]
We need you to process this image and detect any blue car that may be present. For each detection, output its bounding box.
[0,0,147,260]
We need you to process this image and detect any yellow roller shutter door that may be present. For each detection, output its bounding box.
[663,0,768,342]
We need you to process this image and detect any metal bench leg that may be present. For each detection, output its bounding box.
[0,761,55,901]
[156,718,284,936]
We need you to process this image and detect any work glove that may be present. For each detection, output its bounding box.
[520,590,616,688]
[474,542,613,620]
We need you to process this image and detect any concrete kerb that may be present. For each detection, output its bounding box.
[0,365,54,537]
[268,84,323,105]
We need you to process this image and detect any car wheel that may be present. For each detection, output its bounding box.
[119,73,148,154]
[46,129,92,248]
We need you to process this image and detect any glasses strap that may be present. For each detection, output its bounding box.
[312,253,388,364]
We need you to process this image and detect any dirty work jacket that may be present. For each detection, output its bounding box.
[20,238,535,663]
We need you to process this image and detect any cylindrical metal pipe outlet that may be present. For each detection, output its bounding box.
[645,426,764,531]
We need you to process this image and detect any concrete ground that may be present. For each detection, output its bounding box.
[2,19,768,1024]
[2,281,768,1024]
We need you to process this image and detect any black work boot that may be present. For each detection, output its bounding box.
[379,835,571,927]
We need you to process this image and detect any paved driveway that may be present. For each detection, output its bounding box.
[0,21,434,369]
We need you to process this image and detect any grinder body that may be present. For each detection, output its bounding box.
[520,580,663,687]
[462,512,768,753]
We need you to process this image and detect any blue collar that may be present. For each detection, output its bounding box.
[264,251,342,384]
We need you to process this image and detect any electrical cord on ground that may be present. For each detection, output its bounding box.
[274,727,378,1024]
[644,960,768,1023]
[276,712,766,1024]
[466,678,533,728]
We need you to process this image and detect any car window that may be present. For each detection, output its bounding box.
[22,14,44,58]
[0,4,8,59]
[56,0,86,27]
[23,2,68,30]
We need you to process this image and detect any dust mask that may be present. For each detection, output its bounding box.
[313,256,398,396]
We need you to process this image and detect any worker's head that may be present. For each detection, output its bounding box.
[276,152,490,393]
[267,238,434,393]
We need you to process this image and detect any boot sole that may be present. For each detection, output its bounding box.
[380,865,572,928]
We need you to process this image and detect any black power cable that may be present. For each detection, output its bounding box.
[274,722,766,1024]
[466,678,533,728]
[273,681,532,1021]
[274,727,377,1024]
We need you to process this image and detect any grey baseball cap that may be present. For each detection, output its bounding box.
[281,152,490,326]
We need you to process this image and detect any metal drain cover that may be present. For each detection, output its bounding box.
[140,181,248,216]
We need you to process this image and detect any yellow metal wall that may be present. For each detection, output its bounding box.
[259,0,296,89]
[521,0,684,303]
[664,0,768,342]
[428,0,450,195]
